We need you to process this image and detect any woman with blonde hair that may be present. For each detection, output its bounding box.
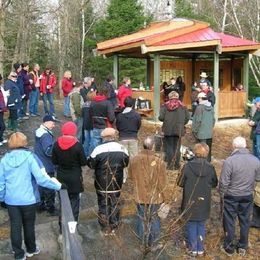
[178,143,218,257]
[0,132,62,260]
[61,70,73,117]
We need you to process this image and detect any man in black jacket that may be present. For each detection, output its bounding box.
[87,128,129,235]
[158,91,190,170]
[90,86,115,151]
[116,97,141,157]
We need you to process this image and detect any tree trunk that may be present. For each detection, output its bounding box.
[80,0,85,79]
[0,5,5,76]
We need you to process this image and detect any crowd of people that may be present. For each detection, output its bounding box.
[0,66,259,260]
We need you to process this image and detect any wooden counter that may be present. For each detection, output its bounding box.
[218,91,246,118]
[132,89,246,119]
[132,89,164,111]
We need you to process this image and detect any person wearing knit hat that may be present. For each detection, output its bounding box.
[34,114,56,215]
[87,127,129,236]
[52,121,87,234]
[159,89,190,170]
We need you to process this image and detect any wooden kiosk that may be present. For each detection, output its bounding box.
[97,19,260,120]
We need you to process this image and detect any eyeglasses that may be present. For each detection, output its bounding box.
[11,75,17,78]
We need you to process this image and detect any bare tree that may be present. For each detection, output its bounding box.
[0,0,11,75]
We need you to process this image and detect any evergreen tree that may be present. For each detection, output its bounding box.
[87,0,151,86]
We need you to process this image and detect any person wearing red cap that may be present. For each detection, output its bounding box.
[52,121,87,232]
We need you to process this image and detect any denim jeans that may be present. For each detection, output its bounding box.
[185,221,205,252]
[91,128,103,151]
[73,117,83,143]
[254,135,260,159]
[63,96,71,117]
[96,190,121,230]
[0,112,5,142]
[223,194,253,252]
[18,99,28,117]
[83,129,93,157]
[136,204,160,247]
[42,93,55,116]
[7,204,37,259]
[163,135,181,169]
[29,89,39,115]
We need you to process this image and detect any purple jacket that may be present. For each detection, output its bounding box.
[20,69,31,99]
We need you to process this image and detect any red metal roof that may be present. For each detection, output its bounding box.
[97,19,260,54]
[153,27,220,46]
[153,27,259,48]
[216,32,259,47]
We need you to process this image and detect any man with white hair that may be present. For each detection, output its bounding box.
[80,76,94,102]
[219,136,260,256]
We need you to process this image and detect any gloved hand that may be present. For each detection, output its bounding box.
[61,183,68,190]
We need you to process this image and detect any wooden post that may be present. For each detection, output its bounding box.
[243,53,249,101]
[153,54,160,121]
[146,57,151,87]
[213,51,219,121]
[113,54,119,89]
[191,54,196,84]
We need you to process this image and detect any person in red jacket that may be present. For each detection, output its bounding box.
[117,77,133,108]
[40,67,57,117]
[61,70,73,117]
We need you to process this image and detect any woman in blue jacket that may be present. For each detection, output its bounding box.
[0,132,61,260]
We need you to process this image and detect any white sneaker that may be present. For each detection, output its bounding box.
[26,246,40,257]
[0,142,3,146]
[2,139,7,144]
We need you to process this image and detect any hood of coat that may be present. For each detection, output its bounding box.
[186,158,209,177]
[199,100,213,111]
[57,136,77,150]
[165,99,183,111]
[1,149,31,168]
[35,125,52,138]
[93,95,107,102]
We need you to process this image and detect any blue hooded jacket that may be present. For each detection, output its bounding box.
[34,125,55,173]
[0,149,61,206]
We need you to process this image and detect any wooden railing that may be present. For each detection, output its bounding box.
[60,189,86,260]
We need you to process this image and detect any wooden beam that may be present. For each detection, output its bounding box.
[153,54,160,121]
[243,53,249,101]
[142,40,221,54]
[222,45,260,52]
[113,55,119,89]
[214,51,219,121]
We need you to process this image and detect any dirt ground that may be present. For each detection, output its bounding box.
[0,101,259,259]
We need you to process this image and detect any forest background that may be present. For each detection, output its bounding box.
[0,0,260,98]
